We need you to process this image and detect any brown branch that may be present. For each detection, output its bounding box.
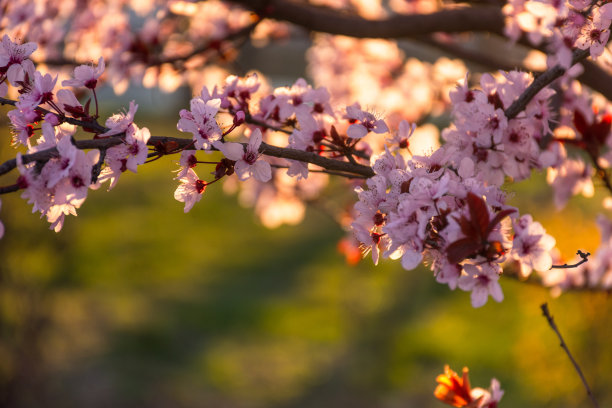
[504,48,591,119]
[148,19,262,67]
[540,303,599,408]
[0,135,375,180]
[550,249,590,269]
[417,35,530,73]
[233,1,506,38]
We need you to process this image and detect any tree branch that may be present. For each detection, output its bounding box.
[504,48,591,119]
[231,0,504,38]
[540,303,600,408]
[232,1,506,38]
[550,250,591,269]
[0,135,375,180]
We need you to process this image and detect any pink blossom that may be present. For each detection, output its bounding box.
[177,97,222,150]
[96,145,130,190]
[19,71,58,108]
[0,34,37,86]
[471,378,504,408]
[511,214,556,277]
[214,129,271,182]
[62,57,105,89]
[7,107,37,147]
[458,263,504,308]
[99,101,138,136]
[16,140,98,233]
[124,125,151,172]
[43,135,78,188]
[221,73,261,110]
[352,221,387,265]
[433,256,462,290]
[575,8,611,59]
[386,120,416,149]
[289,110,328,153]
[174,168,207,213]
[345,103,389,139]
[176,150,198,178]
[56,89,88,119]
[95,125,150,189]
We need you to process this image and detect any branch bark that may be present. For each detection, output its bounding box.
[0,135,374,180]
[234,0,506,38]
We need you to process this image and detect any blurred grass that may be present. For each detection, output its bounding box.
[0,104,611,408]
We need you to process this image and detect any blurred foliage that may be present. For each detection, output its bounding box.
[0,101,611,408]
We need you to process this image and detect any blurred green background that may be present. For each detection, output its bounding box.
[1,90,612,408]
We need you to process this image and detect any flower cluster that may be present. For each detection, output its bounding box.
[504,0,612,64]
[1,35,152,231]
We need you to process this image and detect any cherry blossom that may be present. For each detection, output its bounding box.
[98,101,139,137]
[345,103,389,139]
[0,34,36,86]
[458,263,504,308]
[62,57,105,89]
[575,7,611,59]
[174,168,207,213]
[177,97,222,150]
[511,214,557,278]
[213,129,271,182]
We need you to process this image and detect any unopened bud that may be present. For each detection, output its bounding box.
[234,110,245,125]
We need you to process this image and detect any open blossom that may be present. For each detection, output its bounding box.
[213,129,271,182]
[62,57,105,89]
[177,97,222,150]
[174,168,207,213]
[7,106,38,147]
[16,135,98,232]
[98,101,138,136]
[511,214,556,278]
[95,125,151,189]
[345,103,389,139]
[0,34,37,86]
[386,119,416,149]
[19,71,58,108]
[575,7,611,59]
[221,73,261,110]
[458,263,504,308]
[351,221,387,265]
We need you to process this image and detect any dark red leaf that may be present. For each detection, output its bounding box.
[592,113,612,145]
[573,109,588,137]
[447,237,482,264]
[466,192,489,240]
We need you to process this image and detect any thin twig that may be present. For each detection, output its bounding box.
[551,250,591,269]
[540,303,599,408]
[0,96,107,133]
[244,113,292,134]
